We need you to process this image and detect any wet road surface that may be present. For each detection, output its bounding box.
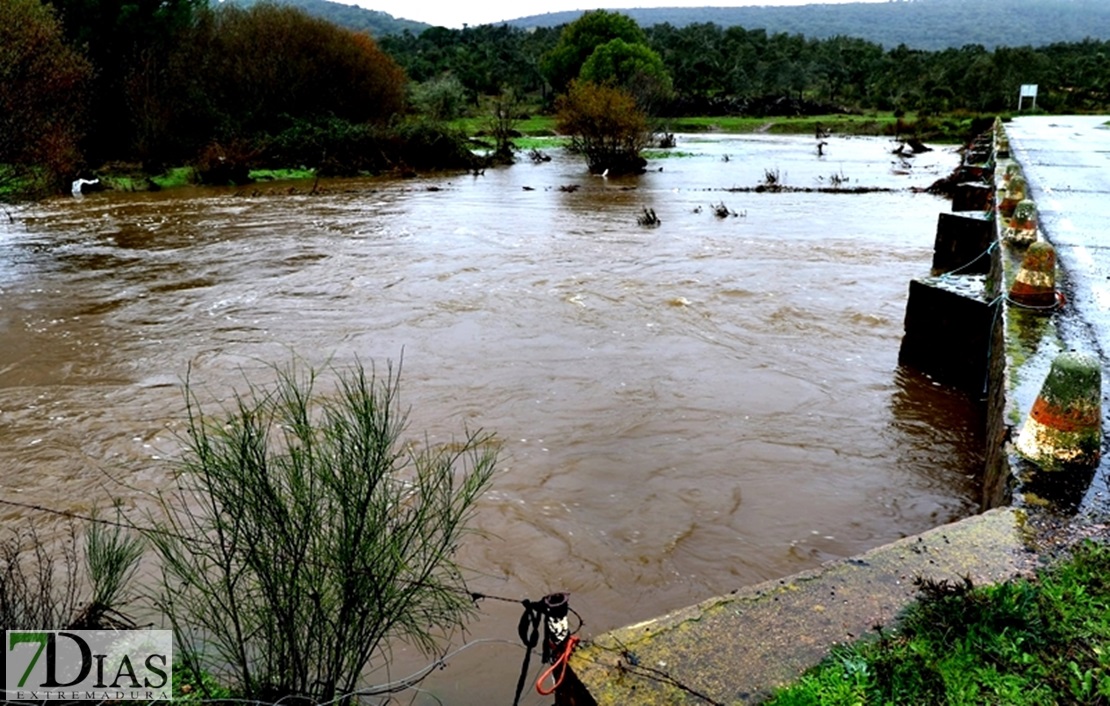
[1006,115,1110,514]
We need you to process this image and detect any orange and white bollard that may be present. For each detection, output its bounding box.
[1005,199,1038,245]
[993,118,1010,157]
[1008,240,1056,308]
[999,174,1027,217]
[1015,351,1102,471]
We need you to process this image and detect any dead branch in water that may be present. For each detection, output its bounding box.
[637,207,661,227]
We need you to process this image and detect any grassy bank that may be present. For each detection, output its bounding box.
[658,114,899,135]
[452,111,994,145]
[98,166,316,192]
[764,538,1110,705]
[456,113,902,140]
[453,115,561,137]
[18,111,982,199]
[664,112,998,142]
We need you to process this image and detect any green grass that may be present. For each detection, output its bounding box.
[764,539,1110,706]
[101,166,318,192]
[172,664,234,702]
[642,149,697,159]
[511,135,570,150]
[151,167,194,188]
[99,166,197,191]
[658,112,990,143]
[0,164,46,201]
[451,113,908,138]
[0,168,25,201]
[452,111,983,143]
[451,115,558,136]
[654,113,904,136]
[249,167,316,182]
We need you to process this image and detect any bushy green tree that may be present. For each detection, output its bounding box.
[382,24,560,103]
[0,0,93,195]
[541,10,647,94]
[411,73,469,121]
[579,37,673,110]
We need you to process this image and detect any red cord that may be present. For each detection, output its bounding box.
[536,635,580,696]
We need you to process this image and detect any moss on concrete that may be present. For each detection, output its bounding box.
[571,509,1034,705]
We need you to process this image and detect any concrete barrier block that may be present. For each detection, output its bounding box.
[953,182,994,212]
[932,212,995,275]
[899,276,998,394]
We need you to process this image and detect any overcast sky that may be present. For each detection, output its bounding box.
[344,0,889,30]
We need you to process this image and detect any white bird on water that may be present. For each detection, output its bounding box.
[71,178,99,197]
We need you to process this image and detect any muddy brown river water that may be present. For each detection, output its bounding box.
[0,134,984,703]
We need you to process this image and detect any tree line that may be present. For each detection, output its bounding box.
[4,0,1110,195]
[506,0,1110,53]
[383,21,1110,117]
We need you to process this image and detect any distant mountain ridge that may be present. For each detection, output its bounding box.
[222,0,430,36]
[506,0,1110,50]
[232,0,1110,50]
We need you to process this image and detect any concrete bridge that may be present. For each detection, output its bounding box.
[557,115,1110,705]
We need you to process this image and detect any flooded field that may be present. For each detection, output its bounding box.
[0,133,985,703]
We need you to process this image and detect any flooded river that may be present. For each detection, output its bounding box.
[0,134,983,703]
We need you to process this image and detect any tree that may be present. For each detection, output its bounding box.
[0,0,93,195]
[541,10,647,94]
[45,0,206,164]
[579,37,673,111]
[148,360,496,704]
[646,22,726,98]
[198,4,406,138]
[556,79,651,175]
[483,87,521,164]
[410,73,468,121]
[157,2,411,176]
[381,24,558,106]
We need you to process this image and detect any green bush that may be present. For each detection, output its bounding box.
[556,80,651,174]
[147,360,497,703]
[263,116,383,176]
[391,119,481,171]
[411,74,469,122]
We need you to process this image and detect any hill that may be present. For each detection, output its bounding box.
[506,0,1110,50]
[220,0,430,36]
[220,0,1110,49]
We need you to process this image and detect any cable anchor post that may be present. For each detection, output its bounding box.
[541,592,570,662]
[536,592,580,698]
